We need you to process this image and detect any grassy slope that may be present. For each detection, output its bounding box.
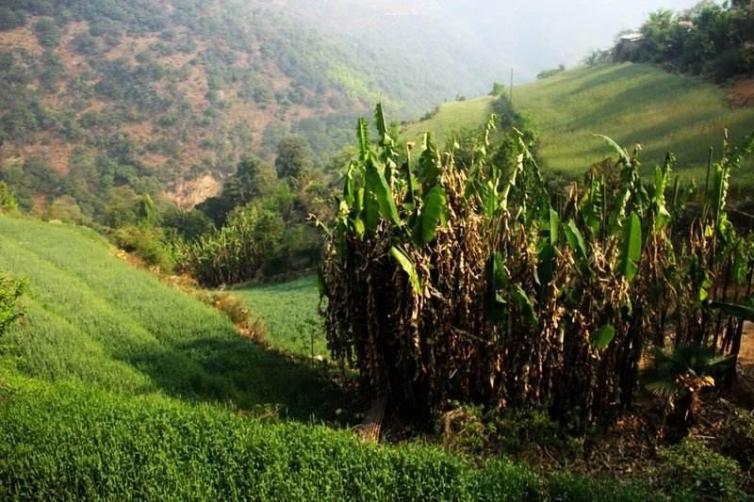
[0,216,342,420]
[0,216,655,499]
[233,276,328,358]
[405,64,754,185]
[403,96,497,147]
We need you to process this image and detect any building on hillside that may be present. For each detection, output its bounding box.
[614,32,644,62]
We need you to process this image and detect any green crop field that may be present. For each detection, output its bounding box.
[406,63,754,185]
[0,215,654,498]
[403,96,498,147]
[0,216,343,419]
[233,277,328,359]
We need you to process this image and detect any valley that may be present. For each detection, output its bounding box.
[2,1,754,500]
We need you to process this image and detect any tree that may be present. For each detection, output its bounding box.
[489,82,507,96]
[102,186,143,228]
[197,157,276,225]
[33,17,61,48]
[224,156,275,205]
[47,195,84,223]
[0,7,26,31]
[275,135,313,181]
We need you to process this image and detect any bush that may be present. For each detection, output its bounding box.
[537,64,566,79]
[33,17,61,48]
[656,439,742,500]
[0,7,26,31]
[112,225,174,272]
[442,405,562,457]
[181,202,284,286]
[548,473,661,502]
[720,407,754,470]
[46,195,85,224]
[0,273,24,337]
[70,31,99,55]
[0,182,18,213]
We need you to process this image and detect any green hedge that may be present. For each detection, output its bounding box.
[0,377,654,501]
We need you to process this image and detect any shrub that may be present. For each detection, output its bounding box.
[720,406,754,470]
[181,202,284,286]
[0,7,26,31]
[548,473,661,502]
[33,17,61,48]
[112,225,174,272]
[537,64,566,79]
[656,439,742,500]
[46,195,85,224]
[0,182,18,213]
[442,405,561,457]
[0,273,24,337]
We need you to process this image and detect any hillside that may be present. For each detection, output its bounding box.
[0,0,508,217]
[406,64,754,184]
[0,215,342,418]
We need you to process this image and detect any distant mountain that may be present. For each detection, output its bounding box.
[0,0,512,215]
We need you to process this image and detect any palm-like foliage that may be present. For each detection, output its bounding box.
[318,103,754,428]
[644,344,734,437]
[644,344,733,401]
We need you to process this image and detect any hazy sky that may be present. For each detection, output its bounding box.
[446,0,709,75]
[292,0,713,85]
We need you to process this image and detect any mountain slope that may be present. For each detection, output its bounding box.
[0,0,512,215]
[0,1,377,211]
[406,64,754,185]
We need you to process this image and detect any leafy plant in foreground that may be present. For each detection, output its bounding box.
[318,103,754,428]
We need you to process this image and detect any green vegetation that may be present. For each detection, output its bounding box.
[407,64,754,185]
[322,104,754,433]
[0,214,665,499]
[403,96,497,147]
[0,215,342,419]
[181,156,325,285]
[656,439,744,500]
[0,0,506,223]
[233,277,327,358]
[514,64,754,181]
[2,373,667,501]
[613,2,754,83]
[0,273,23,337]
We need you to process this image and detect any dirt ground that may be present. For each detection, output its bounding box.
[730,80,754,107]
[734,322,754,406]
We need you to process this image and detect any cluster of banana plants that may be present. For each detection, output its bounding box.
[177,203,283,286]
[318,104,754,427]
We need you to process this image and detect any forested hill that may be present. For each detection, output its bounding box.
[0,0,502,215]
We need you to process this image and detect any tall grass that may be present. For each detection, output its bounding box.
[0,216,343,420]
